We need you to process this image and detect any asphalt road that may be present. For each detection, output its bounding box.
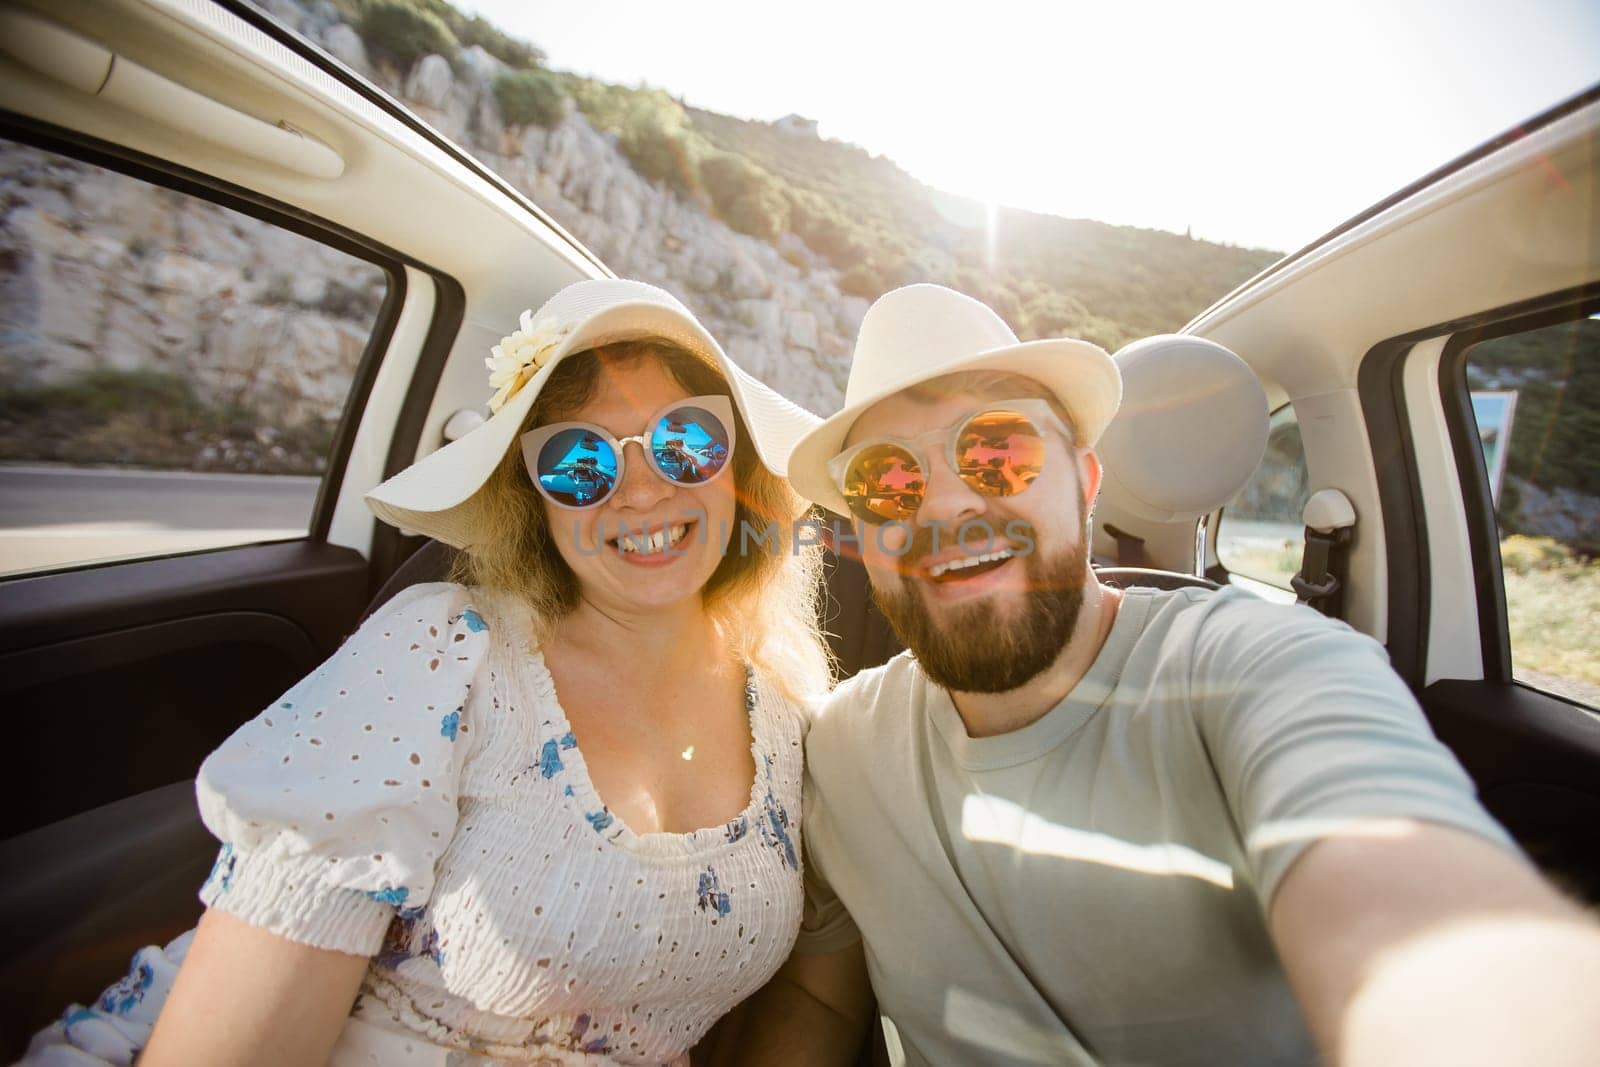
[0,464,320,575]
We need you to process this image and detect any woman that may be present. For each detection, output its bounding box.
[26,279,831,1066]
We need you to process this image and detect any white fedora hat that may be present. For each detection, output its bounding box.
[366,278,821,549]
[788,284,1122,518]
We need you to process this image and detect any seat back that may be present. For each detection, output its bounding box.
[361,538,456,624]
[1093,334,1270,576]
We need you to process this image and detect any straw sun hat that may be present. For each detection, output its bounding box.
[786,284,1123,518]
[365,279,821,549]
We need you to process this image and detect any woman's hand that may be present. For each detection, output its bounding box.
[139,907,368,1067]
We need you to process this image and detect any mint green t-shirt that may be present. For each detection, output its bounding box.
[797,586,1514,1066]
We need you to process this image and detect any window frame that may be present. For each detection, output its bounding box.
[1213,399,1308,595]
[1438,289,1600,700]
[0,111,424,576]
[1358,283,1598,692]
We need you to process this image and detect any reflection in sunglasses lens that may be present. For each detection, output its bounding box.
[844,444,924,524]
[651,406,731,485]
[957,412,1045,497]
[538,428,618,506]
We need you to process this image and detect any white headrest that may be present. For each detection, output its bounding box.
[1096,335,1269,523]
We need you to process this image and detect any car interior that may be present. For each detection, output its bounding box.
[0,0,1596,1057]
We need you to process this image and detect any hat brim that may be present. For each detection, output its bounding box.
[787,338,1122,518]
[366,298,820,549]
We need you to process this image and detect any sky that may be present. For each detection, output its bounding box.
[460,0,1600,253]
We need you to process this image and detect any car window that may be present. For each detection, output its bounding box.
[1216,404,1309,592]
[0,138,390,577]
[1464,314,1599,708]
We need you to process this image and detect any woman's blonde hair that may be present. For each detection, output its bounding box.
[450,340,832,703]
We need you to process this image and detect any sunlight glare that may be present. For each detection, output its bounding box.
[962,794,1235,888]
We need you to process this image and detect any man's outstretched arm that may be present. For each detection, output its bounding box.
[736,940,875,1066]
[1269,820,1600,1065]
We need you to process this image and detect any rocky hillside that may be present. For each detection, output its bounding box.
[0,0,1284,477]
[261,0,1280,417]
[2,0,1591,548]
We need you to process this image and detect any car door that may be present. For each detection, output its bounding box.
[1200,86,1600,905]
[1363,291,1600,901]
[0,0,601,1049]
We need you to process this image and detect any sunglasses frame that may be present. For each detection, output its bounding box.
[827,397,1071,524]
[520,393,737,510]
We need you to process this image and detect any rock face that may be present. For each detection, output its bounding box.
[0,146,384,432]
[1508,477,1600,546]
[0,1,868,483]
[300,15,860,415]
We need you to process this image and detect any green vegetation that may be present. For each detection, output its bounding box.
[415,0,545,68]
[555,78,1281,348]
[698,151,790,240]
[339,0,1281,350]
[687,107,1281,349]
[0,369,335,475]
[565,81,702,192]
[340,0,545,69]
[356,0,457,69]
[494,69,568,128]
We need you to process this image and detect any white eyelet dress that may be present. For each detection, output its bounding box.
[24,582,807,1067]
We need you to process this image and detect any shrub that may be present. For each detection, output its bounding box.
[358,0,458,70]
[1501,535,1575,576]
[619,115,694,191]
[318,278,385,320]
[568,82,702,192]
[494,69,568,128]
[0,367,201,419]
[699,153,789,240]
[789,193,868,264]
[455,12,544,68]
[392,1,545,68]
[839,262,891,299]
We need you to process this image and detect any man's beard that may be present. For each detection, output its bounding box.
[870,527,1088,694]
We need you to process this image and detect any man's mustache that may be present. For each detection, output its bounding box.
[871,519,1035,578]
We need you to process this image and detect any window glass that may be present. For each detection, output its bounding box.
[1216,404,1309,591]
[0,140,388,576]
[1465,315,1600,707]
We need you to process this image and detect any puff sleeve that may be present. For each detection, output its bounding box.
[195,582,491,955]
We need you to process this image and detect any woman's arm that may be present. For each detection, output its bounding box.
[139,908,368,1067]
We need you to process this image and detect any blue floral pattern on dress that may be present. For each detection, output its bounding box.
[205,843,236,893]
[696,867,732,917]
[758,755,798,870]
[365,885,410,906]
[440,710,460,741]
[420,923,444,967]
[375,905,436,970]
[538,738,564,778]
[584,808,614,834]
[97,959,155,1016]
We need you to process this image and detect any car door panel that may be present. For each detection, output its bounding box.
[0,540,368,1048]
[1421,682,1600,899]
[3,541,368,838]
[0,780,211,1052]
[1358,289,1600,906]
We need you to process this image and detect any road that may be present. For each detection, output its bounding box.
[0,465,320,575]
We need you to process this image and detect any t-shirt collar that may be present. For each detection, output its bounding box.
[925,587,1158,771]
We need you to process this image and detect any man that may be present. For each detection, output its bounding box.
[739,284,1600,1065]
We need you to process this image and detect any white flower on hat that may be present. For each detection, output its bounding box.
[485,311,573,414]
